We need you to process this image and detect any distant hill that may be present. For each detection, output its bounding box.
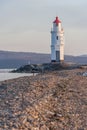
[78,55,87,57]
[0,50,87,68]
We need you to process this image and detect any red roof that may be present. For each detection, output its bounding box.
[53,17,61,25]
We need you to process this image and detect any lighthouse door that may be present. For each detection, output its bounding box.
[56,51,60,62]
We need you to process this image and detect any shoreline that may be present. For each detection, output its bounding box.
[0,71,34,82]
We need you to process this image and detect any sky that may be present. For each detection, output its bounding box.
[0,0,87,56]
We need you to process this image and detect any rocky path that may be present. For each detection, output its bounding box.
[0,69,87,130]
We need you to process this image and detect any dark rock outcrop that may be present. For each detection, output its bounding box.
[12,62,72,73]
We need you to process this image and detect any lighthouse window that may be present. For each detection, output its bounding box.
[56,36,58,40]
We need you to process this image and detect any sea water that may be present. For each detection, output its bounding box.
[0,69,33,81]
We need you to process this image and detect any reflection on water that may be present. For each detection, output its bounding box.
[0,69,33,81]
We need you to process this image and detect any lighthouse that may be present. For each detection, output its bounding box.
[51,16,64,62]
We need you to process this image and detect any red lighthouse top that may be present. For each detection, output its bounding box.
[53,16,61,25]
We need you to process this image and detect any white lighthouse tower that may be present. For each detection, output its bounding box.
[51,16,64,62]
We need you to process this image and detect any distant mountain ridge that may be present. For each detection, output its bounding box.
[0,50,87,68]
[78,55,87,57]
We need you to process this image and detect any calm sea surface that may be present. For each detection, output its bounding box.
[0,69,33,81]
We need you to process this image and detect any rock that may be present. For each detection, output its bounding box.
[12,62,78,73]
[40,125,49,130]
[19,114,27,124]
[83,72,87,76]
[31,127,40,130]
